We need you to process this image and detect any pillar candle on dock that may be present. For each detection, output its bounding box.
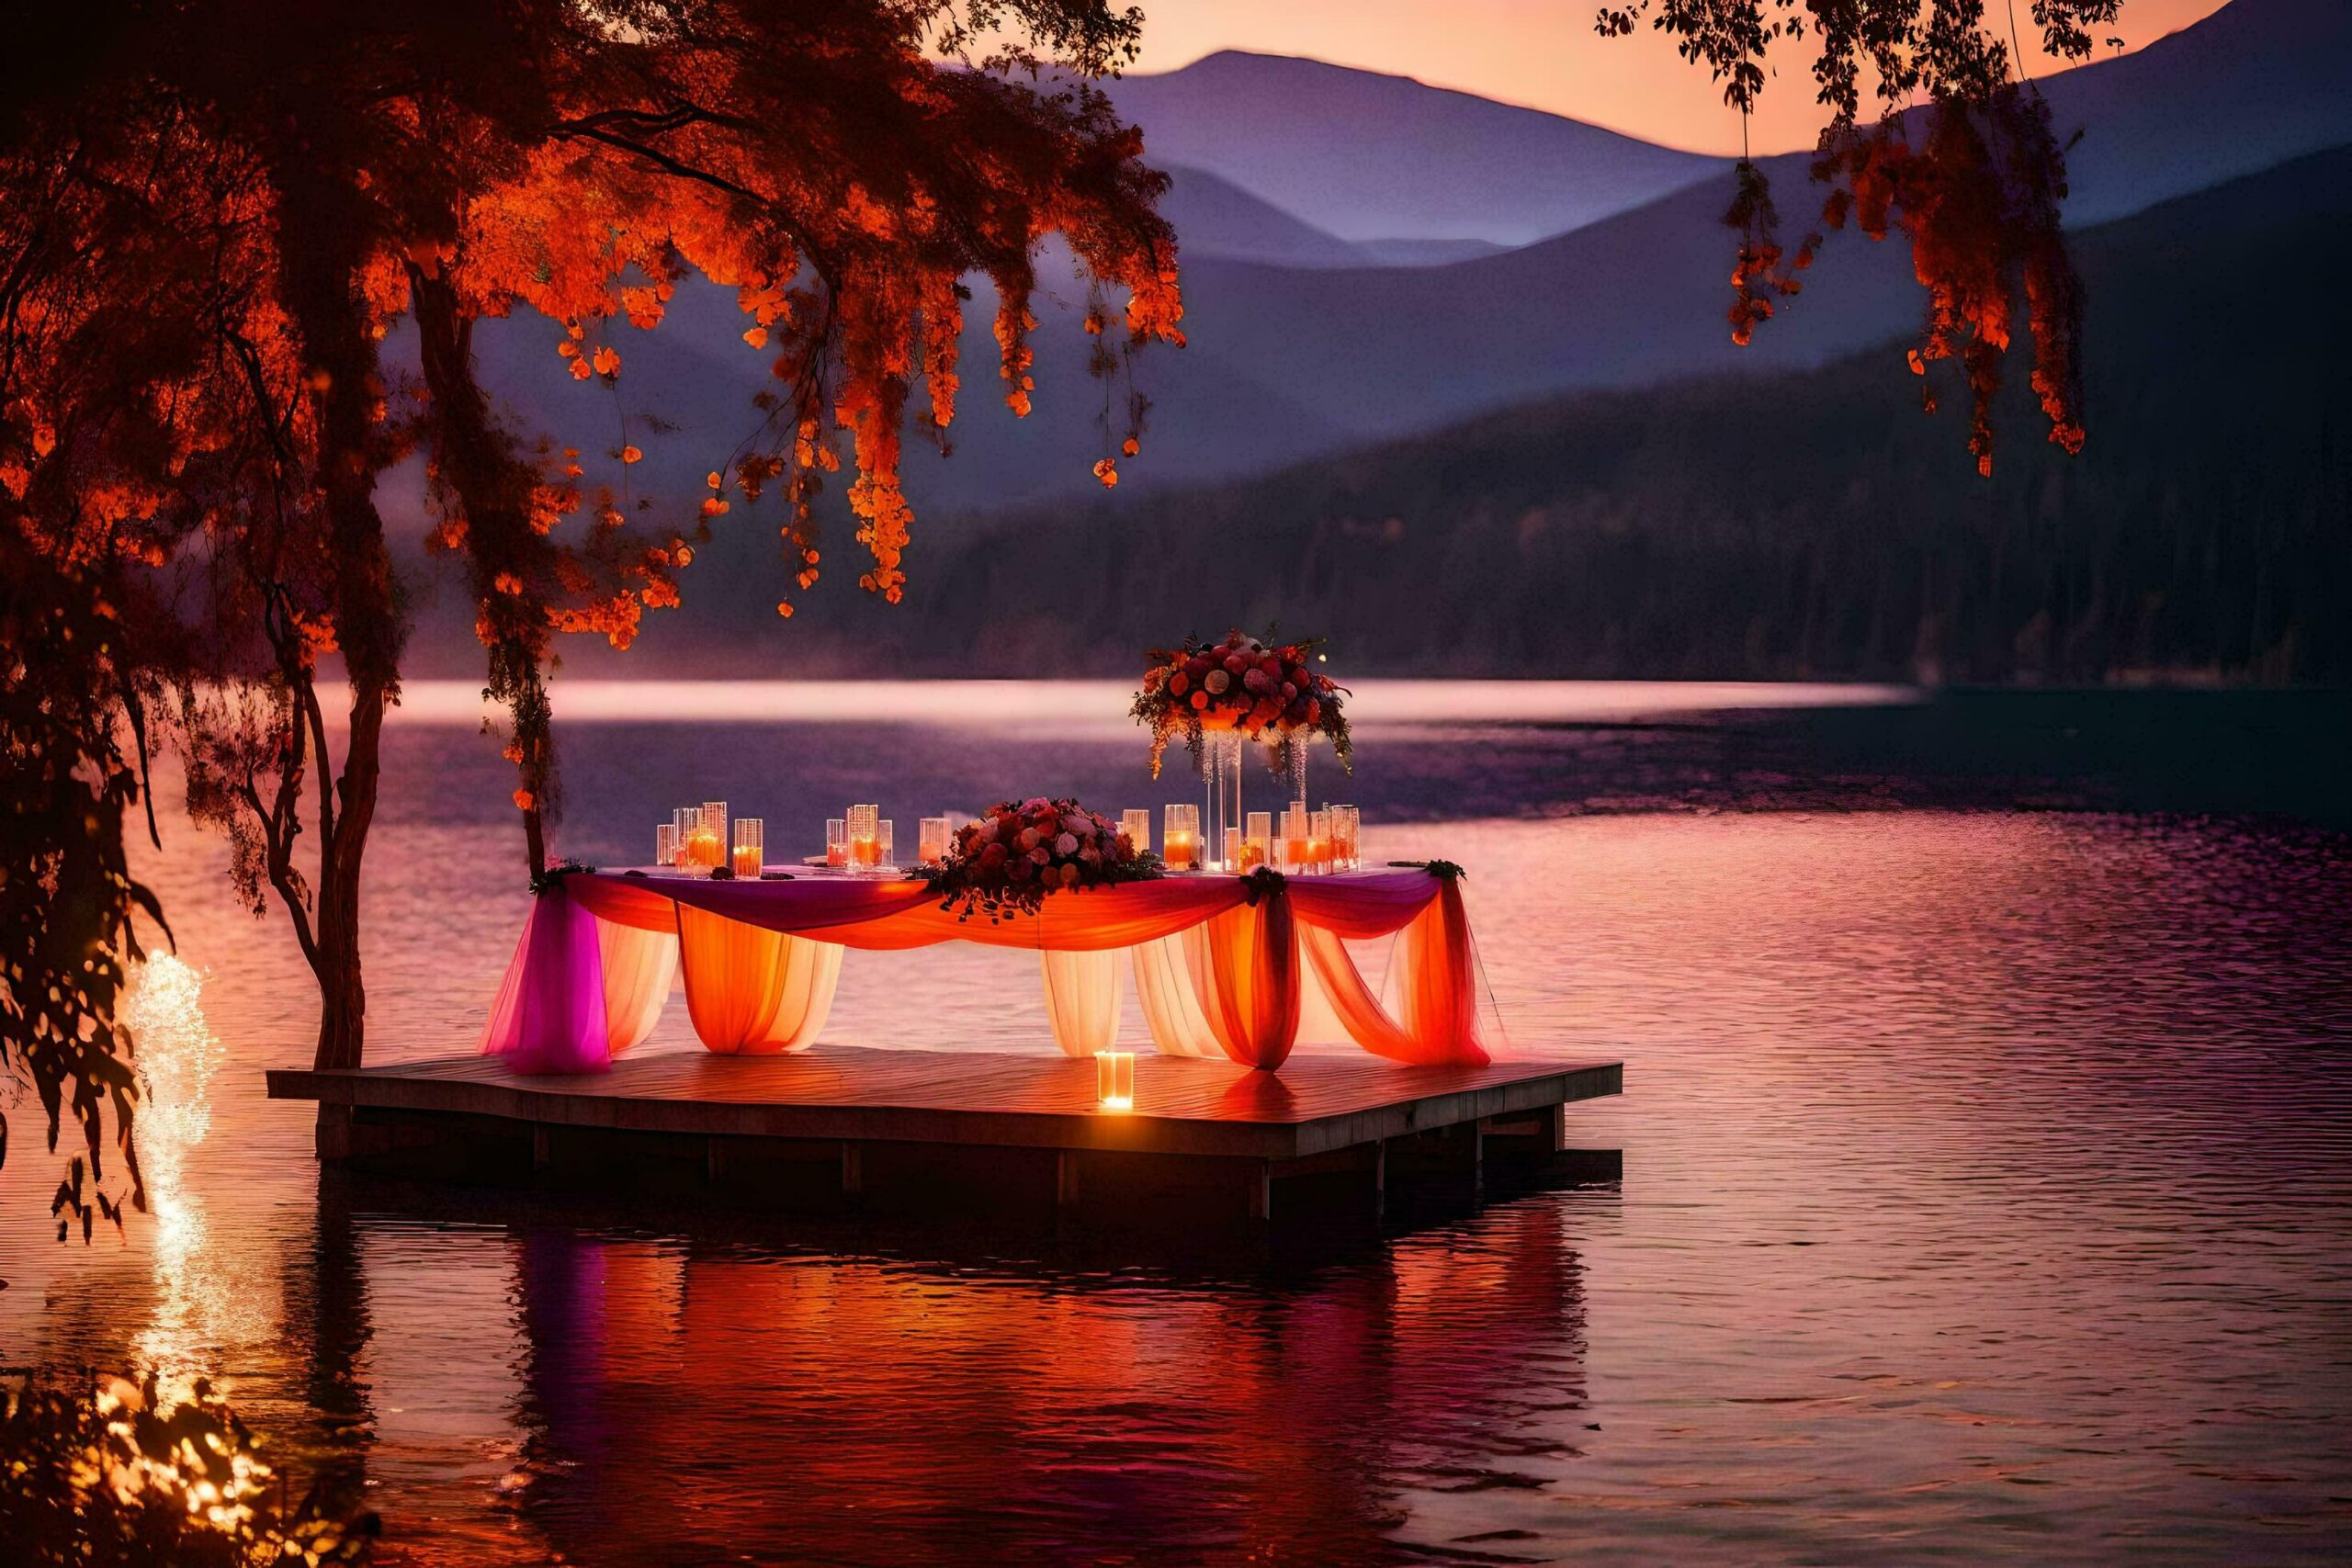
[702,801,728,859]
[1095,1050,1135,1111]
[1309,809,1332,873]
[848,803,879,869]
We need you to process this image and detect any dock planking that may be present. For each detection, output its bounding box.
[267,1045,1623,1163]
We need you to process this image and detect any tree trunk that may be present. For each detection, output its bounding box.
[269,130,402,1074]
[408,267,558,881]
[308,682,384,1071]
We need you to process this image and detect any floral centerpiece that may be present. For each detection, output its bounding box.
[927,796,1161,921]
[1132,628,1351,777]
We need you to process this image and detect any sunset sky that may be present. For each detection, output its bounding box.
[1127,0,2232,154]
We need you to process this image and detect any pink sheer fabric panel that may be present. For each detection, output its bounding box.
[595,919,678,1055]
[478,886,611,1074]
[675,906,839,1054]
[1296,880,1489,1066]
[1040,949,1121,1057]
[1133,936,1220,1057]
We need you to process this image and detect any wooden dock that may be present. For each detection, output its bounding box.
[268,1046,1623,1224]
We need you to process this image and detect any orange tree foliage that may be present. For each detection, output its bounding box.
[0,0,1180,1190]
[1599,0,2117,472]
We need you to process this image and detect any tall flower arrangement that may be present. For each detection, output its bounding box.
[1132,630,1351,778]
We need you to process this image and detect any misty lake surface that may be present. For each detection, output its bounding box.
[4,681,2349,1565]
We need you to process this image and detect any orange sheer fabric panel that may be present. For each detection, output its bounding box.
[1133,936,1220,1057]
[1295,880,1489,1066]
[676,906,838,1055]
[1184,898,1301,1069]
[1040,950,1121,1057]
[596,919,678,1055]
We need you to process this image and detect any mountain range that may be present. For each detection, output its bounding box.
[387,0,2352,679]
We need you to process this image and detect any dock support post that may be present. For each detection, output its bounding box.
[1373,1138,1386,1223]
[839,1142,863,1199]
[1249,1160,1272,1223]
[706,1137,726,1185]
[1057,1151,1080,1214]
[531,1125,551,1173]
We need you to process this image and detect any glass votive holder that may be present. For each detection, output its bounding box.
[919,815,952,865]
[826,818,847,869]
[656,822,675,872]
[702,801,728,855]
[1095,1050,1135,1111]
[1224,826,1243,872]
[848,803,879,870]
[1332,805,1360,871]
[1122,808,1150,857]
[876,818,895,872]
[1245,811,1272,871]
[1309,809,1331,873]
[730,818,763,877]
[1277,805,1306,871]
[1164,804,1199,870]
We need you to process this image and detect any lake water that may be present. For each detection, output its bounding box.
[5,682,2349,1565]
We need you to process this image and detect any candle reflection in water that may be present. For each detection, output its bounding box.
[124,955,263,1386]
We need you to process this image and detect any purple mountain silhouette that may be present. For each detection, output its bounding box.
[1103,50,1723,245]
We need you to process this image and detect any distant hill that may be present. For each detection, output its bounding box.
[1159,165,1373,268]
[385,0,2352,674]
[1159,169,1517,269]
[1102,50,1723,245]
[882,147,2352,684]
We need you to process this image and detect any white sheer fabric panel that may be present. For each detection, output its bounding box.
[755,938,842,1051]
[596,918,679,1055]
[1040,948,1121,1057]
[1132,935,1219,1057]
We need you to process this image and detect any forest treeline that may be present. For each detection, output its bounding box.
[875,147,2352,682]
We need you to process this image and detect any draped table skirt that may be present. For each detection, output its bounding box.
[481,867,1492,1075]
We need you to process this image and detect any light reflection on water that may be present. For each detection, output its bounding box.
[2,688,2349,1564]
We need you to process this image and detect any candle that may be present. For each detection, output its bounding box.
[1163,804,1199,870]
[919,816,952,865]
[825,818,846,869]
[1245,812,1272,872]
[847,804,879,871]
[1225,826,1244,872]
[1121,808,1150,857]
[1095,1050,1135,1111]
[731,817,764,878]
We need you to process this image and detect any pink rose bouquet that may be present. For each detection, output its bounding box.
[927,796,1161,920]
